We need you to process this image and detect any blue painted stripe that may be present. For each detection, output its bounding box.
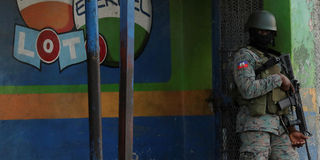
[0,116,217,160]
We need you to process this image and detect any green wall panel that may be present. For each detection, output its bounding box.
[264,0,291,53]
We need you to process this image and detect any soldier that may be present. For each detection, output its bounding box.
[233,10,308,160]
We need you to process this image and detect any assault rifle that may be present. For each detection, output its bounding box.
[253,46,312,159]
[277,54,312,160]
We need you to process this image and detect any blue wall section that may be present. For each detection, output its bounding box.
[0,116,215,160]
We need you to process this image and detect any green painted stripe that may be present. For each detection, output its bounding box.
[0,82,211,94]
[0,85,87,94]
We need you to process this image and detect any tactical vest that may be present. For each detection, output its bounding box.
[235,47,289,116]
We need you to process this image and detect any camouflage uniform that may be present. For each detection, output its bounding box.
[233,47,299,160]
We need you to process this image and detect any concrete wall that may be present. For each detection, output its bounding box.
[311,1,320,158]
[265,0,320,159]
[290,0,320,159]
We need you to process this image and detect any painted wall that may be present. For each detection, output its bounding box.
[0,0,214,159]
[265,0,320,159]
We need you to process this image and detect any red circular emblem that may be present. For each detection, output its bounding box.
[85,34,108,64]
[36,29,60,63]
[99,35,107,64]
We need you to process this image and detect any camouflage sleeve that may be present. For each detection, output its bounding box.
[233,49,282,99]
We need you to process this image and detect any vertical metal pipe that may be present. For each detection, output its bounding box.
[119,0,135,159]
[85,0,103,160]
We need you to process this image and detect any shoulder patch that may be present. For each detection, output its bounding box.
[237,61,249,69]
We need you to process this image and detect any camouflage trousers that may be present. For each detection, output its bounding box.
[239,131,299,160]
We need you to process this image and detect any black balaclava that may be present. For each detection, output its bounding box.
[249,28,276,49]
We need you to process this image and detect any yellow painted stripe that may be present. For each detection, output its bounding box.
[300,88,317,112]
[0,90,212,120]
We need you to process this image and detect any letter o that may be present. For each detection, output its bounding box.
[36,29,60,63]
[43,39,54,53]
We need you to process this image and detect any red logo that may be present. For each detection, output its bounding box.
[85,34,107,64]
[36,29,60,63]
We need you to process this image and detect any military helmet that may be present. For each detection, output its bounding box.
[246,10,277,31]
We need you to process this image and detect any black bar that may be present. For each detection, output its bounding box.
[119,0,135,160]
[88,56,103,160]
[85,0,103,159]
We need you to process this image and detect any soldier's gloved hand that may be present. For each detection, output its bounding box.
[289,131,309,148]
[278,73,295,92]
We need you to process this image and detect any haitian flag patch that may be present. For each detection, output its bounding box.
[237,61,249,69]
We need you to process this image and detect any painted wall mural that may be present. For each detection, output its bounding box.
[15,0,152,68]
[15,0,87,70]
[74,0,152,67]
[0,0,214,159]
[6,0,169,86]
